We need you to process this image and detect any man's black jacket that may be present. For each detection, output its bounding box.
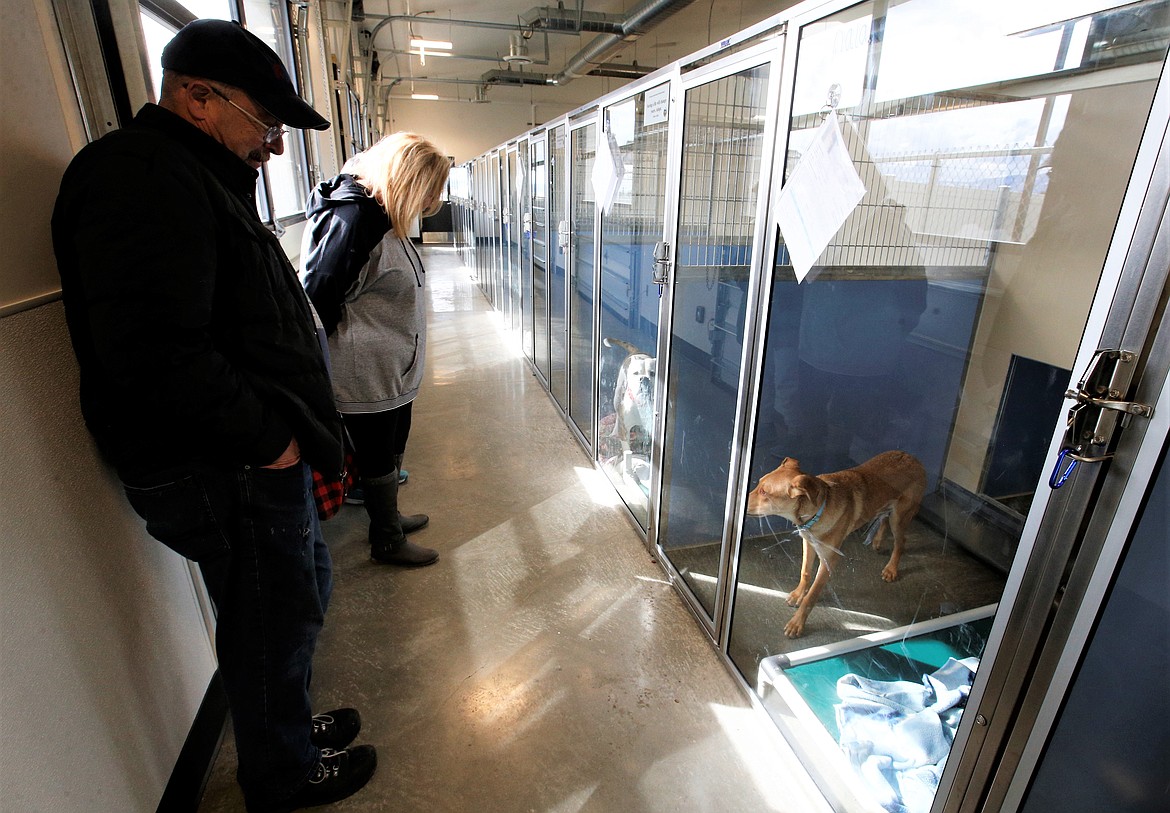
[51,104,343,480]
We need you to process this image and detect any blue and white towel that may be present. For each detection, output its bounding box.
[835,657,979,813]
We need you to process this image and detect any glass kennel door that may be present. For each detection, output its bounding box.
[730,2,1170,812]
[529,134,549,382]
[549,125,570,411]
[489,149,503,310]
[596,84,672,530]
[514,138,529,335]
[656,51,777,623]
[568,121,598,447]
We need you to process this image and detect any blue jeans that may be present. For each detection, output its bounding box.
[123,462,331,805]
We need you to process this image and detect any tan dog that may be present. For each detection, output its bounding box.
[746,451,926,638]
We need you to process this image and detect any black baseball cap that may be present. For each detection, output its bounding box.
[162,19,330,131]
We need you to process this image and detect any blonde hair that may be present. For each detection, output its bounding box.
[343,132,450,239]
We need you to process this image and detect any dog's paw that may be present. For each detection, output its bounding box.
[881,563,898,582]
[784,616,805,638]
[786,587,806,607]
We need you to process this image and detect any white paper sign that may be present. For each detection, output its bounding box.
[774,111,867,282]
[644,84,669,125]
[591,127,625,215]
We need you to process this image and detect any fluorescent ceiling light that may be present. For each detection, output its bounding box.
[409,49,451,57]
[411,93,440,100]
[410,38,452,49]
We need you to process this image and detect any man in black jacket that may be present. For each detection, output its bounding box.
[51,20,375,812]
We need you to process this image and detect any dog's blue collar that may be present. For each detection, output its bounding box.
[796,501,826,531]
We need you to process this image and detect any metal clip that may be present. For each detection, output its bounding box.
[1049,448,1078,489]
[1063,388,1153,418]
[1048,347,1154,489]
[652,241,671,285]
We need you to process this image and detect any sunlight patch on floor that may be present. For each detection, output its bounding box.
[574,465,622,507]
[708,702,835,812]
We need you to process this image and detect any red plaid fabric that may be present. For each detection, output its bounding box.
[311,451,355,520]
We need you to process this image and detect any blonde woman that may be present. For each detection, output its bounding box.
[301,132,451,566]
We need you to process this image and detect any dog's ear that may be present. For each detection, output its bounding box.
[780,457,801,470]
[792,473,826,501]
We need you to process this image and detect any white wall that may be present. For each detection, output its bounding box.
[0,2,218,810]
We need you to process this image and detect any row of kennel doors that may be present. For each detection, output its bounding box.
[450,2,1170,810]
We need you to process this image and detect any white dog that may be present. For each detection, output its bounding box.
[604,338,656,454]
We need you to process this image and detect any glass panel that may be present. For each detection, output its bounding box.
[491,151,503,312]
[658,63,772,619]
[512,142,528,333]
[474,158,489,299]
[569,124,597,442]
[734,3,1169,812]
[521,139,535,362]
[549,126,569,409]
[596,86,671,529]
[530,137,549,375]
[502,149,518,329]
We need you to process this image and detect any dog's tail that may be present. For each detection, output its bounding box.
[863,509,892,547]
[603,337,643,357]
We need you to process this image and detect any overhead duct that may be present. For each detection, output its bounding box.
[521,6,626,35]
[586,62,654,80]
[370,0,696,96]
[504,31,533,65]
[550,0,696,84]
[481,0,695,88]
[481,68,551,87]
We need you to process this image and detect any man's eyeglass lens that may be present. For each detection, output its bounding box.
[208,85,286,143]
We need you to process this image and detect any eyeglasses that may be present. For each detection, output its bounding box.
[207,85,287,144]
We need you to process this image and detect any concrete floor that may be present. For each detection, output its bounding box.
[197,246,832,813]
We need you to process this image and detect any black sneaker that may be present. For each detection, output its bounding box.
[310,708,361,750]
[257,745,377,812]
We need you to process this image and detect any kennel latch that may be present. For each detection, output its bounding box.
[652,241,672,286]
[1049,349,1153,487]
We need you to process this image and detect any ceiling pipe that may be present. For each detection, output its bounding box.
[476,0,695,88]
[374,0,693,102]
[550,0,696,84]
[362,11,601,41]
[378,42,550,66]
[522,6,626,35]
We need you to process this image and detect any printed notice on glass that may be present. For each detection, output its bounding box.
[591,127,625,215]
[775,111,866,282]
[644,84,669,125]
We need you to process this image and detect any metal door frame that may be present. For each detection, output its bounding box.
[648,38,786,638]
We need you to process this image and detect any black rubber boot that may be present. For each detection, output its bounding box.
[364,473,438,567]
[394,454,428,533]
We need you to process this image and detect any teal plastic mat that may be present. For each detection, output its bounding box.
[784,616,993,740]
